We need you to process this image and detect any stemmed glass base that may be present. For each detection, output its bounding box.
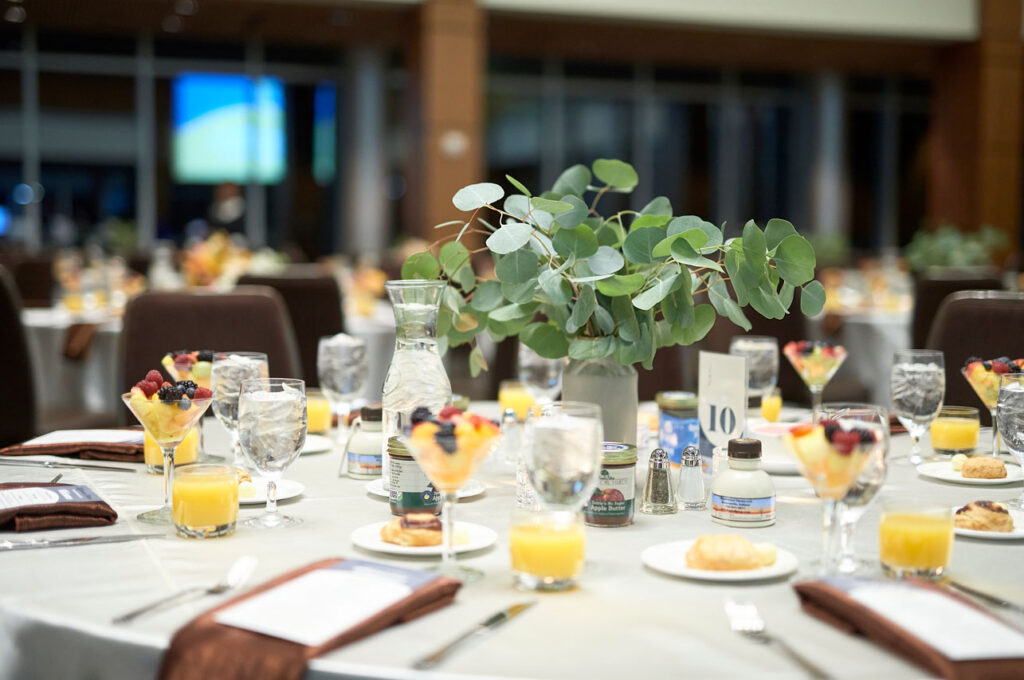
[137,445,176,525]
[434,491,483,583]
[242,478,302,529]
[137,506,174,525]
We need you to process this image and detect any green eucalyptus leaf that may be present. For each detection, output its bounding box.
[487,315,531,340]
[501,278,539,304]
[568,336,614,360]
[724,249,751,306]
[531,197,573,214]
[631,214,671,228]
[670,237,723,272]
[540,302,570,329]
[503,194,530,219]
[439,241,470,276]
[442,285,463,315]
[592,305,615,334]
[800,280,826,316]
[742,220,768,275]
[554,195,588,229]
[505,174,531,197]
[495,249,539,284]
[592,159,638,189]
[437,336,448,356]
[401,252,440,280]
[521,322,570,359]
[765,218,799,251]
[673,304,716,344]
[489,301,538,322]
[640,195,673,216]
[668,216,722,249]
[566,285,596,333]
[528,230,554,257]
[453,182,503,211]
[747,279,787,320]
[632,265,681,311]
[586,246,624,275]
[623,226,666,264]
[469,345,488,377]
[470,280,504,312]
[527,209,554,233]
[432,219,464,230]
[454,265,476,292]
[538,268,573,305]
[454,312,479,332]
[708,276,751,330]
[436,306,453,336]
[596,273,645,297]
[611,295,640,341]
[486,222,532,254]
[553,224,599,259]
[654,319,675,348]
[779,281,795,309]
[552,164,592,196]
[774,235,816,286]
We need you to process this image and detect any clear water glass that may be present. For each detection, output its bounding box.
[523,402,604,511]
[238,377,307,528]
[729,335,779,400]
[517,344,568,405]
[890,349,944,466]
[997,374,1024,509]
[211,352,268,468]
[317,333,368,434]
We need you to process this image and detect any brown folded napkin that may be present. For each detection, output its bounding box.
[795,578,1024,680]
[160,558,462,680]
[888,413,908,435]
[0,482,118,532]
[0,430,144,463]
[63,322,99,361]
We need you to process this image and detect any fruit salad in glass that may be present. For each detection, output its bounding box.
[962,356,1024,455]
[162,349,215,389]
[783,340,847,420]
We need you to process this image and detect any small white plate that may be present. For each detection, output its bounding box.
[302,434,335,455]
[917,460,1024,486]
[239,479,305,505]
[641,539,799,582]
[350,521,497,556]
[364,478,486,499]
[955,508,1024,540]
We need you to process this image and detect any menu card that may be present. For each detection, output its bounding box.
[698,351,747,449]
[0,485,103,511]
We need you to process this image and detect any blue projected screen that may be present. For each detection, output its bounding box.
[312,82,336,186]
[172,73,286,184]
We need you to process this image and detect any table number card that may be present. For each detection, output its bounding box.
[698,351,747,450]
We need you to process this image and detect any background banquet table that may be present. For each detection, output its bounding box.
[0,406,1021,680]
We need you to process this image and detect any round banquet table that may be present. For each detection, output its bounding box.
[1,405,1022,680]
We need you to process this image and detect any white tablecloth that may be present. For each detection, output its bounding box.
[840,311,912,405]
[1,407,1022,680]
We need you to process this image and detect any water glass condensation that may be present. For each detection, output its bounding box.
[890,349,944,465]
[317,333,368,429]
[517,344,568,405]
[238,378,307,528]
[211,352,269,467]
[997,374,1024,509]
[729,336,779,400]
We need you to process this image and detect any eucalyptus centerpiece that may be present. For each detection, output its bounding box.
[402,159,823,443]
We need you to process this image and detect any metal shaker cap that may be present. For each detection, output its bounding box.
[728,438,762,459]
[649,448,671,469]
[681,446,702,467]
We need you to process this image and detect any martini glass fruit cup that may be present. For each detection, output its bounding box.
[122,392,212,525]
[163,350,215,458]
[962,357,1023,455]
[783,341,847,422]
[783,414,883,575]
[403,408,501,582]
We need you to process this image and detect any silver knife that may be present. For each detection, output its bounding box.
[949,580,1024,615]
[413,601,535,670]
[0,533,167,551]
[0,459,138,473]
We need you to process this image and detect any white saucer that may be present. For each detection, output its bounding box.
[917,460,1023,486]
[364,478,486,499]
[641,539,799,582]
[239,479,305,505]
[954,508,1024,540]
[350,521,497,556]
[302,434,335,455]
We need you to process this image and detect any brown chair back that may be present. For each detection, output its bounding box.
[236,274,344,388]
[912,271,1002,348]
[926,290,1024,423]
[120,287,302,393]
[13,256,53,308]
[0,266,37,445]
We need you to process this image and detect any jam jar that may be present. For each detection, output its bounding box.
[387,437,441,516]
[583,442,637,527]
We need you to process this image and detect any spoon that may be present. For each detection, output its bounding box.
[112,555,258,624]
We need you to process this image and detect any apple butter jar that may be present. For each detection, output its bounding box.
[583,442,637,527]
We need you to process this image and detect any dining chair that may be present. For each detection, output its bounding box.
[120,287,302,394]
[236,272,344,389]
[0,265,37,446]
[911,271,1002,348]
[926,290,1024,423]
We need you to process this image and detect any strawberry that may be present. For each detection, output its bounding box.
[966,361,983,374]
[193,387,213,400]
[134,380,159,398]
[438,405,462,421]
[830,430,861,456]
[145,369,164,385]
[992,361,1010,375]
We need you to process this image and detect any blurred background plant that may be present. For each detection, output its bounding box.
[905,224,1007,272]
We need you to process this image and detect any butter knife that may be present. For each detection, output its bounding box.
[0,459,137,473]
[949,580,1024,615]
[0,533,167,551]
[413,601,535,670]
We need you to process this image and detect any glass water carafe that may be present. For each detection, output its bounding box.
[381,280,452,490]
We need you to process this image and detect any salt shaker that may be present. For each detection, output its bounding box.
[640,448,677,514]
[678,445,706,510]
[500,408,520,464]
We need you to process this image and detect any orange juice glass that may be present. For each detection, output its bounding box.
[879,502,953,579]
[510,510,585,591]
[498,380,535,421]
[929,406,980,455]
[172,464,239,538]
[761,388,782,423]
[306,390,332,434]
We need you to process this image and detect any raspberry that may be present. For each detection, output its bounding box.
[992,361,1010,375]
[134,380,158,398]
[831,430,861,456]
[193,387,213,400]
[438,405,462,421]
[145,370,164,385]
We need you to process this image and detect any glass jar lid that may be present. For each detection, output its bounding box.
[387,436,409,456]
[601,441,637,465]
[656,391,698,410]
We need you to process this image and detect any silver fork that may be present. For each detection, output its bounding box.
[112,555,258,624]
[724,598,832,679]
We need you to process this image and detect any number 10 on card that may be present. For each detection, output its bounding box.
[698,351,748,450]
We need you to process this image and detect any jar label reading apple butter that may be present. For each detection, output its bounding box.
[710,493,775,524]
[584,466,635,526]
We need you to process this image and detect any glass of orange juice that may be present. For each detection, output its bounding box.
[143,427,199,474]
[509,509,585,591]
[761,387,783,423]
[929,406,980,455]
[305,389,333,435]
[172,464,239,538]
[498,380,535,421]
[878,501,953,579]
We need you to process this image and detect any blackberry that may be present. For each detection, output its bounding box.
[157,384,182,402]
[858,429,876,444]
[197,350,214,362]
[822,420,839,441]
[983,361,993,371]
[965,356,983,365]
[177,380,198,392]
[411,406,435,425]
[996,356,1011,365]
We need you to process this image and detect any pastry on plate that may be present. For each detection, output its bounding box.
[955,501,1015,532]
[685,535,776,571]
[380,513,443,547]
[961,457,1007,479]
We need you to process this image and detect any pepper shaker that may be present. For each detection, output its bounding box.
[678,445,706,510]
[640,448,677,514]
